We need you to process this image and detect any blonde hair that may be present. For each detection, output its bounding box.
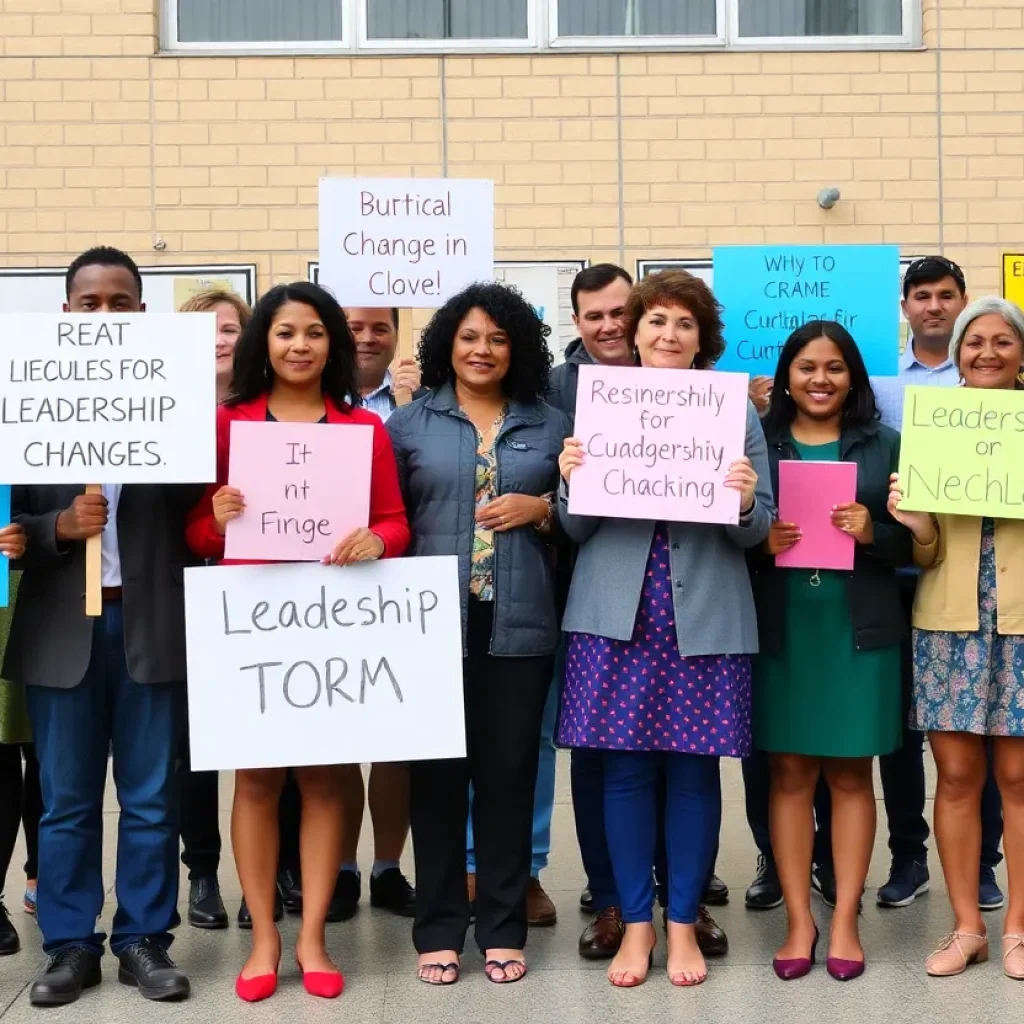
[179,289,252,327]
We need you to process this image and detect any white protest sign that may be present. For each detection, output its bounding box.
[0,313,216,484]
[184,557,466,770]
[318,177,495,307]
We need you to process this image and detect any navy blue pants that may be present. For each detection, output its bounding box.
[604,751,720,925]
[26,601,183,955]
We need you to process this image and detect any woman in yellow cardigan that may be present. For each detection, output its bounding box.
[889,296,1024,981]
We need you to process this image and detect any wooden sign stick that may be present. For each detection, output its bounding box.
[84,484,102,617]
[395,308,415,408]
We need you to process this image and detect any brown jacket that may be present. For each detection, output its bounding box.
[913,514,1024,634]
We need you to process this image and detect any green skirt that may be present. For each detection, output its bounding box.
[0,572,31,745]
[753,569,901,758]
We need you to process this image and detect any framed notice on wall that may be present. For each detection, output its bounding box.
[1005,253,1024,309]
[638,255,923,354]
[0,264,257,313]
[309,258,588,366]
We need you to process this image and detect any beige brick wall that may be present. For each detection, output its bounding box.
[0,0,1021,296]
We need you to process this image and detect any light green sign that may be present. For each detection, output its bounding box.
[898,385,1024,519]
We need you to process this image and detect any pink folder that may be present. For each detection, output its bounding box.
[776,460,858,571]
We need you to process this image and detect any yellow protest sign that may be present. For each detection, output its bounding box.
[1005,254,1024,309]
[898,385,1024,518]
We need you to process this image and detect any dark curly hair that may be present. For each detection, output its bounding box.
[625,270,725,369]
[418,281,552,402]
[225,281,360,410]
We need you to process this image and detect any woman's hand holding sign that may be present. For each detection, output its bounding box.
[886,473,936,545]
[830,502,874,545]
[212,486,245,535]
[558,437,584,483]
[723,456,758,514]
[325,527,385,566]
[766,521,801,556]
[0,523,26,560]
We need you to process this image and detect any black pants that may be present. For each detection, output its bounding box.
[177,724,221,880]
[278,771,302,874]
[0,742,42,892]
[410,600,552,953]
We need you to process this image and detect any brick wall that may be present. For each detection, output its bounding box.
[1,0,1022,295]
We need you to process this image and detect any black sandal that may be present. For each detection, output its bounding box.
[417,961,460,986]
[484,959,528,984]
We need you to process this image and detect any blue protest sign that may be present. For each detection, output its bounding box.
[0,485,10,608]
[713,245,901,376]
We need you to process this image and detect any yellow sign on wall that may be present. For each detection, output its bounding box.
[1005,254,1024,309]
[898,385,1024,519]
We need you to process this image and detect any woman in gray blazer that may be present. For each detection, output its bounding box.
[557,271,774,989]
[386,282,570,987]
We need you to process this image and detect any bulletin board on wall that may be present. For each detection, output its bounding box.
[0,264,258,313]
[308,259,589,365]
[638,255,924,354]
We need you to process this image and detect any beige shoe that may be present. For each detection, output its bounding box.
[925,931,988,977]
[1003,934,1024,980]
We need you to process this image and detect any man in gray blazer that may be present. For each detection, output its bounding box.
[4,248,203,1007]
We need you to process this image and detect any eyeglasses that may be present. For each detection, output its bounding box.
[905,255,966,291]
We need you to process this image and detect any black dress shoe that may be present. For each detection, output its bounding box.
[237,890,284,930]
[578,907,625,960]
[745,855,784,910]
[277,867,303,915]
[701,873,729,906]
[0,899,20,956]
[579,888,593,912]
[369,868,415,917]
[812,863,837,908]
[29,947,102,1007]
[326,869,361,923]
[117,939,190,1001]
[188,876,228,930]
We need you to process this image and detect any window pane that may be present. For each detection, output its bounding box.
[737,0,902,37]
[557,0,717,36]
[366,0,529,40]
[177,0,343,42]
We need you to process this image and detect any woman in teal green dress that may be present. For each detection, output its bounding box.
[747,321,910,983]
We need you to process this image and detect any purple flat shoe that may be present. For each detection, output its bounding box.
[772,926,819,980]
[826,956,865,981]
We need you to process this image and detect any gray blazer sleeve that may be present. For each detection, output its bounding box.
[556,477,604,546]
[724,402,775,549]
[11,486,71,571]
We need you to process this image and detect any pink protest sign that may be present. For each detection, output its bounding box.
[568,364,750,524]
[776,460,857,571]
[224,421,373,562]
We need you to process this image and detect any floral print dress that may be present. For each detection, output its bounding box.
[912,518,1024,736]
[558,525,753,757]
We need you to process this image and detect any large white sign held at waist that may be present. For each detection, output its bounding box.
[318,177,495,307]
[184,557,466,771]
[0,312,216,484]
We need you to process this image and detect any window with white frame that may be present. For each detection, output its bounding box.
[166,0,916,51]
[365,1,530,41]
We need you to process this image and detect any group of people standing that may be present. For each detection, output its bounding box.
[1,247,1024,1007]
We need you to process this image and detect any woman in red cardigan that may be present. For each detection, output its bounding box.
[187,282,410,1003]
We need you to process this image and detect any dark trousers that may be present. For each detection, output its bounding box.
[0,742,42,890]
[410,600,552,953]
[26,602,184,955]
[177,725,221,880]
[572,748,683,910]
[605,751,720,925]
[278,771,301,874]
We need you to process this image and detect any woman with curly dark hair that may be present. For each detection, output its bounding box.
[386,281,570,986]
[186,282,410,1003]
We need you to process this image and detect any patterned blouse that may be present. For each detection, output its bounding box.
[469,408,507,601]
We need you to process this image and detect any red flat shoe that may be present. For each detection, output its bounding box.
[235,970,278,1003]
[299,965,345,999]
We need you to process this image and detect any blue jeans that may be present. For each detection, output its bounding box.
[467,659,560,877]
[26,602,183,956]
[604,750,720,925]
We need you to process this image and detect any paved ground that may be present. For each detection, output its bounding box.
[1,755,1018,1023]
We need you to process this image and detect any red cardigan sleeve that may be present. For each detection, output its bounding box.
[367,416,411,558]
[185,406,231,560]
